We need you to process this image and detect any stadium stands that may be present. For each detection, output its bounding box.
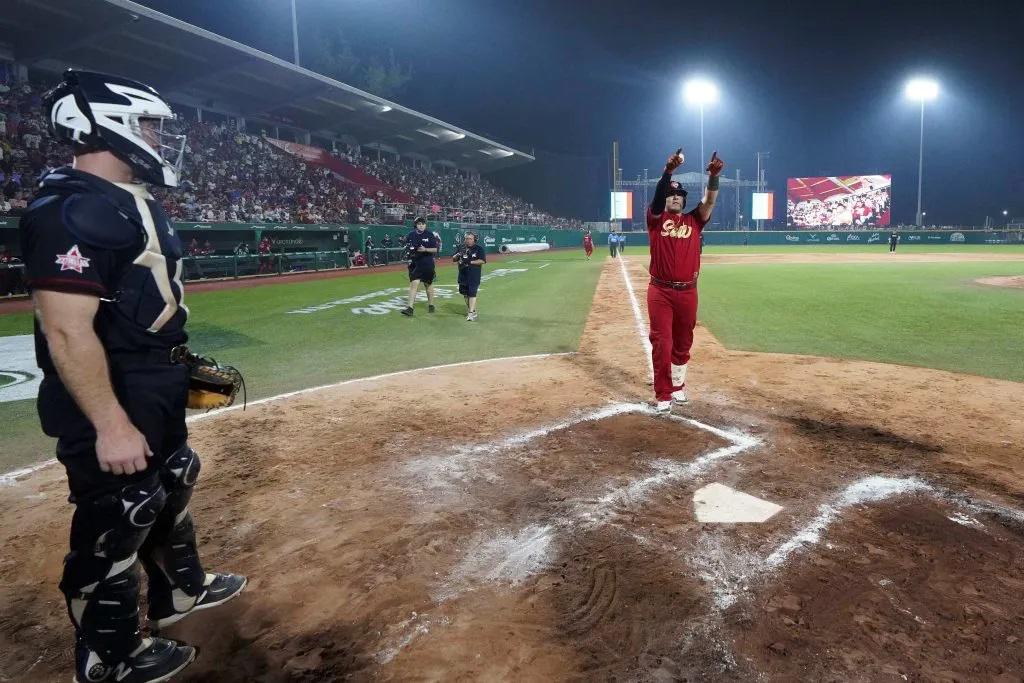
[0,74,582,229]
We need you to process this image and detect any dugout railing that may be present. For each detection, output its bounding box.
[181,249,350,281]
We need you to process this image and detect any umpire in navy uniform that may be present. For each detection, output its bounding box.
[400,217,439,316]
[454,231,486,321]
[20,70,245,683]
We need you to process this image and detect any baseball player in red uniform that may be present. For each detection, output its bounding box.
[583,230,594,260]
[646,148,725,412]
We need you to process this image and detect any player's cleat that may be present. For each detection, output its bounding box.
[149,573,247,630]
[400,306,414,317]
[655,400,672,413]
[428,304,436,313]
[671,389,688,404]
[74,636,196,683]
[467,311,478,322]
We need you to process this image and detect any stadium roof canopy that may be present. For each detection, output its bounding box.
[787,175,891,202]
[0,0,533,173]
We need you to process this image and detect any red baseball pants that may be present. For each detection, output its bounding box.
[646,284,697,401]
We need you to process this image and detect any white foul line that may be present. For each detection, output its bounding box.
[187,351,574,422]
[1,352,575,484]
[616,256,653,379]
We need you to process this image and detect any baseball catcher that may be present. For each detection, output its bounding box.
[20,70,247,682]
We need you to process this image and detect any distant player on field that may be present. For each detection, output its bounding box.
[583,230,594,260]
[646,147,725,412]
[889,230,899,252]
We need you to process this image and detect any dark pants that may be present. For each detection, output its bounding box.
[41,360,207,663]
[889,241,897,252]
[609,242,616,257]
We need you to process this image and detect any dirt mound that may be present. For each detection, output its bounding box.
[2,256,1023,681]
[976,275,1024,289]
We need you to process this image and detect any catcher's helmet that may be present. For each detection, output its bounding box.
[44,69,185,187]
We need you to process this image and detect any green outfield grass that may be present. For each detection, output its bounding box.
[698,261,1024,382]
[0,251,602,472]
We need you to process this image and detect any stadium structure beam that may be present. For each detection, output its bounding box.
[16,14,139,63]
[157,60,254,91]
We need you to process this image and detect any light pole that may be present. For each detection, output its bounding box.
[905,78,939,227]
[1004,209,1009,227]
[684,79,719,175]
[291,0,300,66]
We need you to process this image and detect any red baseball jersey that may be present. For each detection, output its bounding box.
[583,235,593,246]
[646,208,708,282]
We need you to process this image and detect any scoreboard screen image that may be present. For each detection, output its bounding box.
[786,175,891,227]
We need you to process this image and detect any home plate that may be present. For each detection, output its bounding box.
[693,483,783,523]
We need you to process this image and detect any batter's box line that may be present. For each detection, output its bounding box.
[427,402,761,600]
[403,401,760,495]
[694,474,1024,612]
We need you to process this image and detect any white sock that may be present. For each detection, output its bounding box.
[672,363,688,387]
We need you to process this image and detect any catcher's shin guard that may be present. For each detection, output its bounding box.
[141,445,206,615]
[61,477,168,663]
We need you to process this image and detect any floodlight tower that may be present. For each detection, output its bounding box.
[905,78,939,226]
[683,78,719,174]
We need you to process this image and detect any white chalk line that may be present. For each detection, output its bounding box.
[616,255,654,380]
[0,352,576,485]
[0,459,57,486]
[430,401,761,600]
[694,474,1024,612]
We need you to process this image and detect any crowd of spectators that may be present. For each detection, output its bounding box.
[0,75,583,230]
[340,151,583,229]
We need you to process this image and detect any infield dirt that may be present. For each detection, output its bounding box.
[1,252,1022,681]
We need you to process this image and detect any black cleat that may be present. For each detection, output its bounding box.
[149,573,247,630]
[74,636,196,683]
[428,304,436,314]
[400,306,414,317]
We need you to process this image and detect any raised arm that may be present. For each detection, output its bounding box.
[650,148,684,216]
[696,152,725,223]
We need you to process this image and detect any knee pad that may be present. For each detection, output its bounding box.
[151,444,205,595]
[162,444,200,515]
[61,477,166,657]
[65,476,167,582]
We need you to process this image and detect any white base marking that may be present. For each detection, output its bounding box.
[692,483,783,524]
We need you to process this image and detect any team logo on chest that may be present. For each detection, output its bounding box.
[55,245,91,273]
[660,220,693,239]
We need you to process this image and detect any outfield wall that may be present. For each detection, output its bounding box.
[2,217,1021,257]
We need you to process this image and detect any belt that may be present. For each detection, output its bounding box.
[650,276,697,290]
[109,345,189,366]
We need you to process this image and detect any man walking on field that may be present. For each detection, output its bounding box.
[646,147,725,412]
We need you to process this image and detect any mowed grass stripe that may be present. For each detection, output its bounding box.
[697,261,1024,382]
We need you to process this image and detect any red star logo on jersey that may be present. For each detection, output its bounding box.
[55,245,91,273]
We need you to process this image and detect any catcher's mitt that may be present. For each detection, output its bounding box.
[172,347,245,411]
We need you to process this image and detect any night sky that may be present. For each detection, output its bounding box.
[136,0,1023,225]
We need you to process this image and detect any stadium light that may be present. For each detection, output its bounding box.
[905,77,939,226]
[683,78,719,179]
[905,78,939,101]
